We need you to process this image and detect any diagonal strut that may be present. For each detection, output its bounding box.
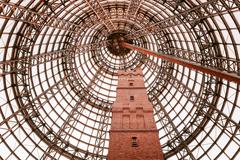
[85,0,116,32]
[121,42,240,84]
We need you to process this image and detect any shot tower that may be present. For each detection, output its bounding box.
[108,68,164,160]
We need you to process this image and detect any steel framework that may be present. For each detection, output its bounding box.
[0,0,240,160]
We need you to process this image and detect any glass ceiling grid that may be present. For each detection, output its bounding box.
[0,0,240,159]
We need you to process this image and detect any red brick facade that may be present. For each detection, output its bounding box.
[108,68,164,160]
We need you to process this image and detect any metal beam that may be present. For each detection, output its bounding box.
[0,76,68,126]
[84,0,116,32]
[121,42,240,84]
[125,0,240,39]
[39,101,85,160]
[0,2,86,33]
[0,41,109,76]
[126,0,143,18]
[159,47,240,76]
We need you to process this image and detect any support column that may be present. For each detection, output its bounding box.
[108,67,164,160]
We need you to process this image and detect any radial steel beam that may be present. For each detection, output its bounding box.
[159,47,240,76]
[84,0,116,32]
[0,76,68,126]
[126,0,143,18]
[125,0,239,39]
[0,41,109,76]
[121,42,240,84]
[0,2,86,33]
[39,101,84,160]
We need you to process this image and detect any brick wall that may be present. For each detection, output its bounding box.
[108,68,164,160]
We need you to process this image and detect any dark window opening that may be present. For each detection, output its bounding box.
[132,137,138,147]
[129,83,133,86]
[130,96,134,101]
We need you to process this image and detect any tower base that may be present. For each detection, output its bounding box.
[108,129,164,160]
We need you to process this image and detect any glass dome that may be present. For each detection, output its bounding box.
[0,0,240,159]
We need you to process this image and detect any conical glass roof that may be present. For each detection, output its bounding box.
[0,0,240,159]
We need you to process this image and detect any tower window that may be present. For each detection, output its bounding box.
[129,83,133,86]
[130,96,134,101]
[131,137,138,147]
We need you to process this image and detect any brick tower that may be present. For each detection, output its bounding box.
[108,67,164,160]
